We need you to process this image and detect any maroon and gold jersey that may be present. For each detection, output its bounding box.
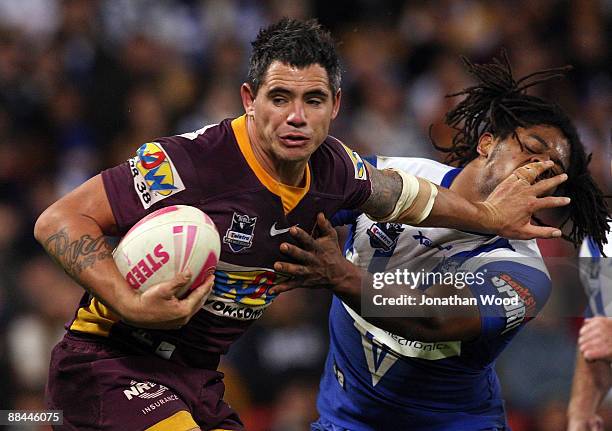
[68,115,371,367]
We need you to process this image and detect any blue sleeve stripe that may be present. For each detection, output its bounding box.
[445,238,515,267]
[587,237,601,258]
[343,222,357,256]
[331,209,360,227]
[441,168,462,188]
[363,155,377,167]
[589,289,606,316]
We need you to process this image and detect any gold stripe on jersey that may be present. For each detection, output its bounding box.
[231,115,311,214]
[144,410,198,431]
[69,297,119,337]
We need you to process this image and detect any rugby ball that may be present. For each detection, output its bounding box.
[113,205,220,297]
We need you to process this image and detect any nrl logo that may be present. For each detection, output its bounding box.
[223,212,257,252]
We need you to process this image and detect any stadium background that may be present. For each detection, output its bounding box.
[0,0,610,430]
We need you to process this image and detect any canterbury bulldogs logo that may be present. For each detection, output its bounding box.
[367,223,404,252]
[413,231,453,251]
[224,212,257,252]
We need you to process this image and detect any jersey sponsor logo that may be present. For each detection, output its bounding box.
[203,296,267,320]
[223,212,257,252]
[213,266,289,306]
[346,303,461,360]
[341,143,368,180]
[412,231,453,251]
[123,380,168,401]
[129,142,185,209]
[140,395,180,416]
[383,331,458,353]
[490,273,535,333]
[367,223,404,252]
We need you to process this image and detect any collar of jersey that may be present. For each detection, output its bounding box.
[231,115,311,215]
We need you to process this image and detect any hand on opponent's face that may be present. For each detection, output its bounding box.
[479,160,570,239]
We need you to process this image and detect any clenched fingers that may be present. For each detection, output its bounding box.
[182,273,214,310]
[159,270,192,297]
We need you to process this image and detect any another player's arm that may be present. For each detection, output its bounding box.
[342,269,481,342]
[567,350,611,431]
[362,160,569,239]
[578,316,612,361]
[272,214,481,341]
[34,175,211,329]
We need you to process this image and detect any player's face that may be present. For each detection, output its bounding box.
[242,61,341,167]
[478,125,570,196]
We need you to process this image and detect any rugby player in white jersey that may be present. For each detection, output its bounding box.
[271,54,610,431]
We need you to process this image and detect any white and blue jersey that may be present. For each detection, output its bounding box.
[579,229,612,317]
[314,157,553,431]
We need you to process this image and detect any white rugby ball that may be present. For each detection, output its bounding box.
[113,205,220,297]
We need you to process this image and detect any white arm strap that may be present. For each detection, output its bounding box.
[371,168,438,224]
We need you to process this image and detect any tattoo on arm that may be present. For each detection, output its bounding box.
[43,228,114,278]
[359,166,403,219]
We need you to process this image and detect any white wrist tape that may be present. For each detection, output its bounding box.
[373,168,438,224]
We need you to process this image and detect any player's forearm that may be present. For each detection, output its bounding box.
[416,186,494,233]
[331,266,478,341]
[363,169,495,233]
[567,351,612,421]
[34,205,135,317]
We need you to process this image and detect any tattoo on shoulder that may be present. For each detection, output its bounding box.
[43,228,114,277]
[360,168,402,219]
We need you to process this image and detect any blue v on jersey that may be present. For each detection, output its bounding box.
[316,157,552,431]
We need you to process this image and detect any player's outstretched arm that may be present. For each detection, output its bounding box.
[271,213,481,341]
[33,175,212,329]
[567,349,611,431]
[362,160,569,240]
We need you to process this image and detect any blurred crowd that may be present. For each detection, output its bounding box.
[0,0,610,430]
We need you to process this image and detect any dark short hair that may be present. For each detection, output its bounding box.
[248,18,341,95]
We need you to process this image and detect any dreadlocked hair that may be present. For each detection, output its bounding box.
[432,51,610,253]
